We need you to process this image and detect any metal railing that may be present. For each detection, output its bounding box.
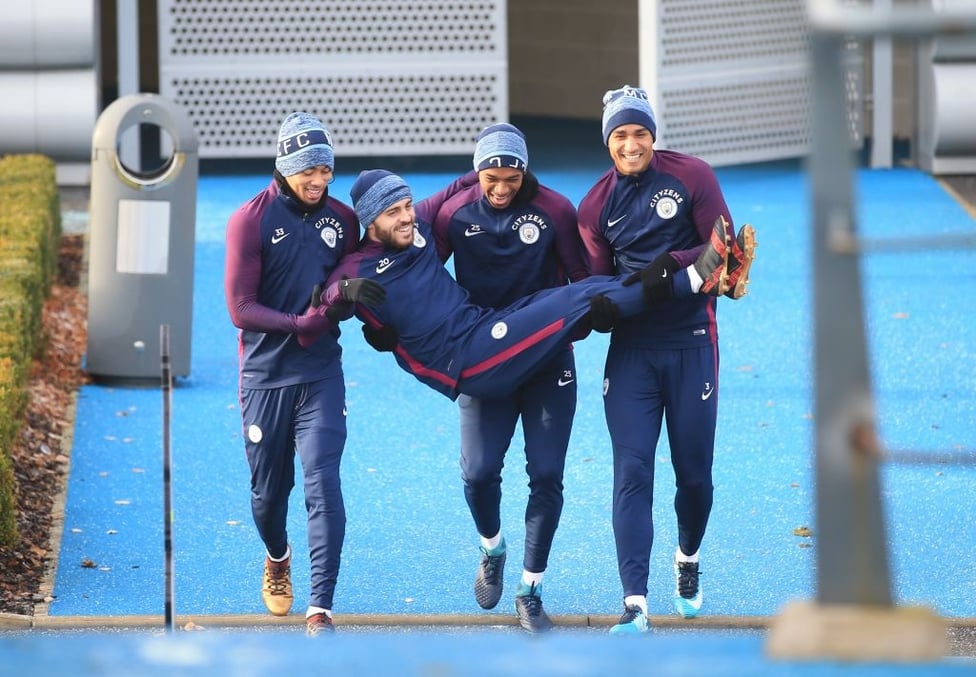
[807,0,976,610]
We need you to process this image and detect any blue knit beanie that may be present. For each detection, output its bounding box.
[275,111,335,176]
[601,85,657,145]
[472,123,528,172]
[350,170,413,227]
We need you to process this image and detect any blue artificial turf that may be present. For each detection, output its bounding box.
[45,161,976,624]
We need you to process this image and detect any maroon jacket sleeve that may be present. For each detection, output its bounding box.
[577,169,618,276]
[223,191,326,336]
[417,170,481,262]
[540,185,588,283]
[666,154,733,269]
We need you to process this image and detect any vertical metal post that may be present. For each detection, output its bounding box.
[810,32,892,606]
[637,0,662,137]
[767,1,973,660]
[161,324,175,632]
[871,0,894,168]
[117,0,141,169]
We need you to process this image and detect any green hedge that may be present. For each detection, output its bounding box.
[0,154,61,546]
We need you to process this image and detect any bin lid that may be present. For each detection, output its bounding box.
[92,93,198,153]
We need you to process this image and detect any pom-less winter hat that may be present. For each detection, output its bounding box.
[601,85,657,145]
[275,111,335,176]
[350,169,413,227]
[472,122,528,172]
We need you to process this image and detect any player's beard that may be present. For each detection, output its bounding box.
[372,220,415,250]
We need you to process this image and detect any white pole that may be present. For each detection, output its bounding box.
[871,0,894,168]
[637,0,662,144]
[117,0,141,170]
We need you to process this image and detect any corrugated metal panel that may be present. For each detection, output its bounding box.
[157,0,507,158]
[649,0,863,166]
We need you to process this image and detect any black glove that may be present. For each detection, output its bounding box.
[296,285,332,348]
[310,283,355,324]
[588,294,619,333]
[623,252,680,304]
[362,323,399,352]
[338,277,386,306]
[321,277,387,308]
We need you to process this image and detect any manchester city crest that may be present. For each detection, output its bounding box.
[655,197,678,219]
[519,223,540,244]
[320,227,337,247]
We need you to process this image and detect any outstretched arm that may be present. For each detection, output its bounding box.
[415,169,480,224]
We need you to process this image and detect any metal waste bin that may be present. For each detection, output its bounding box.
[86,93,198,381]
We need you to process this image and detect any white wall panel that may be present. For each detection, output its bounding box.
[641,0,864,167]
[157,0,508,159]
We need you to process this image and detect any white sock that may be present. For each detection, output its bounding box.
[675,546,699,563]
[686,264,703,293]
[268,544,291,562]
[306,606,331,619]
[480,532,503,552]
[521,570,544,587]
[624,595,648,615]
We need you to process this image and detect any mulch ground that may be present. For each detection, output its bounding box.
[0,234,88,616]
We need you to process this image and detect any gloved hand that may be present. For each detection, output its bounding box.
[304,283,347,322]
[321,277,387,308]
[623,252,680,304]
[296,286,334,348]
[362,323,399,352]
[588,294,619,333]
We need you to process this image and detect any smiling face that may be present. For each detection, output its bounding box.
[367,196,416,250]
[284,166,333,206]
[607,124,654,175]
[478,167,524,210]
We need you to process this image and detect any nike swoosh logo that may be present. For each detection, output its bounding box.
[376,260,395,274]
[557,377,575,387]
[608,215,626,227]
[271,233,290,244]
[464,227,485,237]
[701,387,714,401]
